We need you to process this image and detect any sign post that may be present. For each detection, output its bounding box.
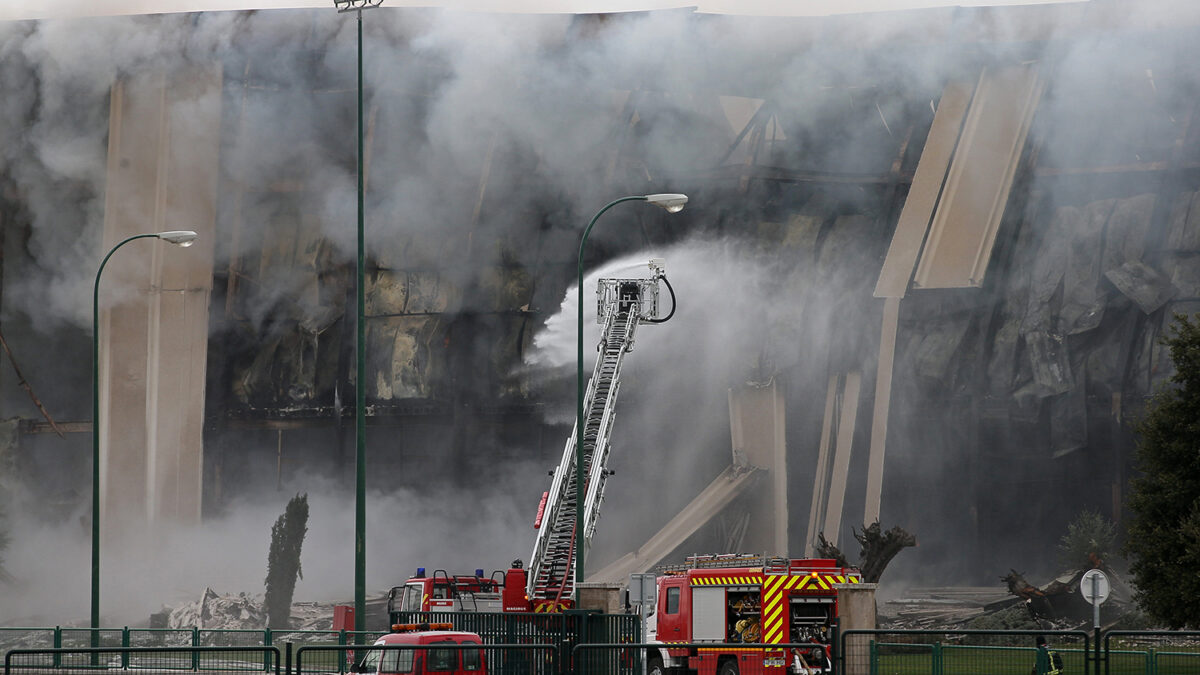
[1080,568,1110,673]
[630,574,656,607]
[1080,569,1110,625]
[630,572,658,644]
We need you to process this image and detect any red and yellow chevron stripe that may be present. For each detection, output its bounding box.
[761,573,860,643]
[761,573,798,644]
[532,601,570,613]
[689,574,764,586]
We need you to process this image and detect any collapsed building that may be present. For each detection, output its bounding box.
[2,0,1199,621]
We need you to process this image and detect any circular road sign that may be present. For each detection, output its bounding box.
[1080,569,1110,606]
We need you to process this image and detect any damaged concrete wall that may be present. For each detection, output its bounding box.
[100,65,219,534]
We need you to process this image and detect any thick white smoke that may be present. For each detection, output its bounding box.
[1,467,547,625]
[5,0,1199,629]
[523,237,819,567]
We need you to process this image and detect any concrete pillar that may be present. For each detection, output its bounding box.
[835,583,877,675]
[577,582,624,614]
[728,379,787,555]
[99,65,220,536]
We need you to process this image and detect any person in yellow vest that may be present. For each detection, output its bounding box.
[1032,636,1064,675]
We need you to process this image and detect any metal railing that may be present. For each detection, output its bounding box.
[392,610,639,672]
[1104,630,1200,675]
[841,628,1091,675]
[0,629,388,651]
[4,646,280,674]
[7,626,1200,674]
[572,641,835,674]
[294,643,557,675]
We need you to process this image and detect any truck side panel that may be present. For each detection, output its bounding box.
[691,588,726,641]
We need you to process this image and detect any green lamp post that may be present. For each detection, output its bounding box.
[334,0,381,636]
[91,230,197,646]
[574,194,687,600]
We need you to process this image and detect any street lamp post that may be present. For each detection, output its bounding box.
[91,230,197,646]
[334,0,381,637]
[574,193,687,600]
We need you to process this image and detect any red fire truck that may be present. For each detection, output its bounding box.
[387,555,860,674]
[643,555,861,675]
[387,564,545,618]
[388,568,508,614]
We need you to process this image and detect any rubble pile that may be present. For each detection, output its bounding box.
[162,589,336,632]
[279,602,335,632]
[883,566,1137,631]
[1002,566,1134,628]
[167,588,267,630]
[882,587,1014,628]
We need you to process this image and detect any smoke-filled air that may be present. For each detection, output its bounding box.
[0,0,1196,629]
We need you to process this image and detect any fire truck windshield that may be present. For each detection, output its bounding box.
[400,585,422,611]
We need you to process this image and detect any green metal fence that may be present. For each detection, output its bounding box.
[393,610,640,675]
[284,633,390,674]
[127,629,197,648]
[1104,630,1200,675]
[58,630,123,650]
[3,645,281,674]
[0,629,58,651]
[294,642,557,675]
[0,629,388,650]
[0,628,390,673]
[572,641,842,674]
[391,611,640,644]
[842,629,1091,675]
[7,626,1200,674]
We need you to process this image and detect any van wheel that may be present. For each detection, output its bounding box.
[647,655,665,675]
[717,659,739,675]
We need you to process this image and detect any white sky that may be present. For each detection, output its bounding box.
[0,0,1088,21]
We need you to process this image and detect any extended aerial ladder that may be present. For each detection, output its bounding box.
[526,259,675,610]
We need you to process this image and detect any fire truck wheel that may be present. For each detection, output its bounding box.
[646,655,665,675]
[717,659,739,675]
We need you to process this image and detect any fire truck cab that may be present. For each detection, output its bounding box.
[388,568,505,614]
[644,556,860,675]
[354,623,486,675]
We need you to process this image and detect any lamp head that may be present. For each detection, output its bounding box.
[334,0,383,11]
[645,193,688,214]
[157,230,198,247]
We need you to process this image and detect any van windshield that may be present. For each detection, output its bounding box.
[379,647,413,673]
[360,649,381,673]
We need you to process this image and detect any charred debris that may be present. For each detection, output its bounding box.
[883,562,1136,631]
[816,521,918,585]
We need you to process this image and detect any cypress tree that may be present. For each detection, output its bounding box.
[265,493,309,629]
